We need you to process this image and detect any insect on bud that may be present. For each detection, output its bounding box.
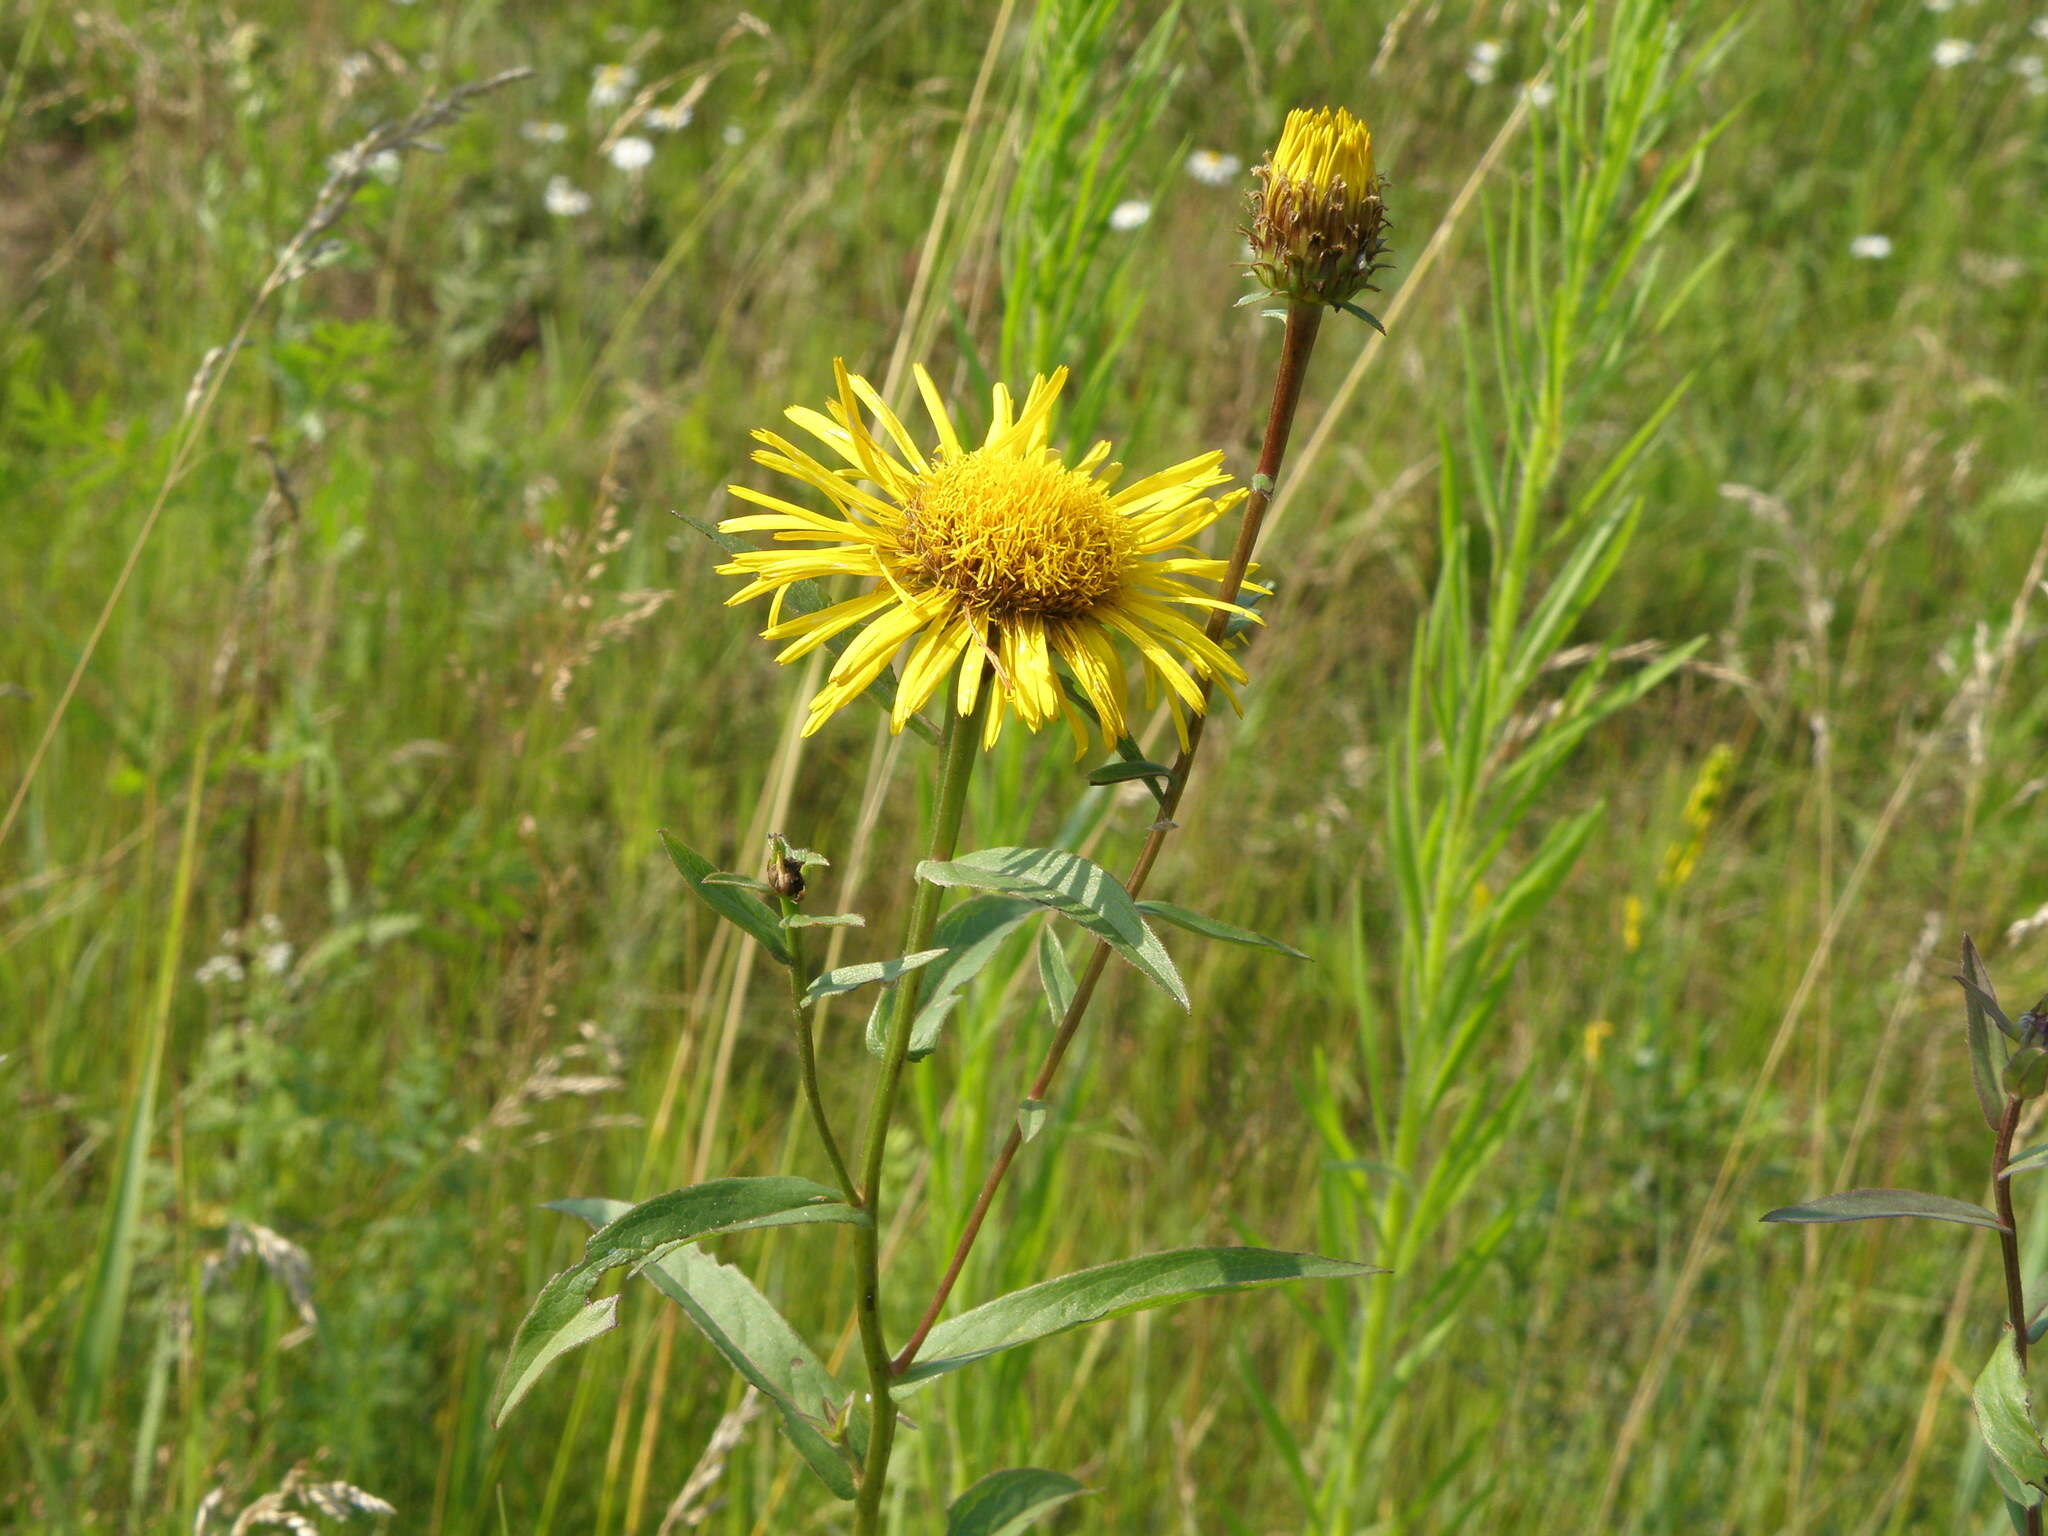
[767,851,806,902]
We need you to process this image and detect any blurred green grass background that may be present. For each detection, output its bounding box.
[4,0,2047,1531]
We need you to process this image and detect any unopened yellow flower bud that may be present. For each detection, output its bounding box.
[1247,106,1392,313]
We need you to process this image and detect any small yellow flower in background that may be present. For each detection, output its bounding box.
[1248,105,1392,311]
[1658,743,1735,892]
[1583,1019,1614,1065]
[1622,894,1643,954]
[719,361,1256,753]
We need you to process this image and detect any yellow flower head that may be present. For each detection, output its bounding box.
[1272,106,1376,214]
[718,361,1256,754]
[1249,105,1391,309]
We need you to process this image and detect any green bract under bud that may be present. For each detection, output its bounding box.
[1246,105,1392,312]
[2004,1045,2048,1100]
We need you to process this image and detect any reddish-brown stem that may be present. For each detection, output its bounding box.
[1993,1094,2042,1536]
[892,302,1326,1374]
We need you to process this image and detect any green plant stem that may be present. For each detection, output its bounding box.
[892,299,1326,1374]
[1993,1094,2042,1536]
[777,910,859,1204]
[851,694,984,1536]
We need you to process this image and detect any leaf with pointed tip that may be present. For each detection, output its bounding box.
[661,833,790,964]
[490,1177,864,1425]
[945,1468,1088,1536]
[1760,1188,2008,1232]
[1960,961,2025,1044]
[918,846,1186,1009]
[1966,937,2010,1131]
[1978,1331,2048,1501]
[1086,759,1178,789]
[896,1248,1383,1393]
[804,948,945,1007]
[1017,1099,1047,1143]
[1037,928,1075,1026]
[1136,900,1309,961]
[546,1199,861,1498]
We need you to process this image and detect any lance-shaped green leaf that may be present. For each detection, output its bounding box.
[918,846,1187,1009]
[1086,758,1177,789]
[491,1177,864,1425]
[2006,1145,2048,1182]
[805,948,945,1007]
[1978,1330,2048,1504]
[1760,1188,2008,1232]
[945,1468,1088,1536]
[1136,899,1308,960]
[661,832,790,964]
[1037,928,1075,1025]
[1960,958,2025,1045]
[1965,936,2014,1130]
[547,1199,860,1500]
[862,896,1038,1061]
[896,1247,1383,1392]
[782,912,865,929]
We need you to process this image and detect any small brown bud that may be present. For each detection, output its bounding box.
[767,853,805,902]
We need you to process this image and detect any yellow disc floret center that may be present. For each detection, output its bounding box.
[899,449,1134,619]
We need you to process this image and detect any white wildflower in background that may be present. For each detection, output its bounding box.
[521,119,568,144]
[721,122,746,146]
[1521,79,1557,108]
[337,52,374,88]
[1185,149,1242,186]
[1931,38,1976,67]
[1108,199,1152,231]
[1849,233,1893,260]
[1924,0,1955,10]
[2034,16,2048,40]
[645,101,695,131]
[259,941,295,977]
[368,149,401,183]
[608,135,654,172]
[544,176,592,217]
[2015,55,2047,92]
[1467,39,1505,85]
[195,954,245,988]
[590,63,638,109]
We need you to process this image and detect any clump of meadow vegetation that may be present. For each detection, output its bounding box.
[2,1,2045,1533]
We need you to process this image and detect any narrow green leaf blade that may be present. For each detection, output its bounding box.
[918,846,1187,1009]
[1760,1188,2008,1232]
[1136,899,1308,961]
[1966,936,2013,1128]
[945,1468,1088,1536]
[897,1247,1383,1392]
[782,912,865,929]
[491,1177,864,1425]
[660,832,790,964]
[1977,1331,2048,1497]
[804,948,945,1007]
[2005,1144,2048,1181]
[1086,759,1177,788]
